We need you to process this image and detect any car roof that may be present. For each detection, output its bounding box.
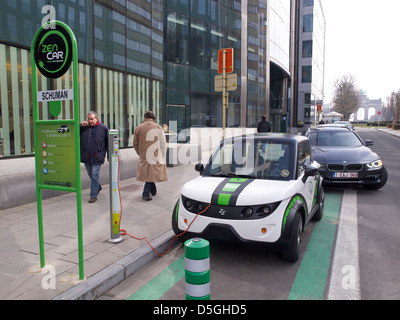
[309,126,353,132]
[226,133,309,144]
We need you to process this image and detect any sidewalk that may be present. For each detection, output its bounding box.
[376,127,400,139]
[0,163,199,300]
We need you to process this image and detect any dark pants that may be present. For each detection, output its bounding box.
[143,182,157,197]
[85,164,101,199]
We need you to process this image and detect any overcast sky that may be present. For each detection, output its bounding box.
[321,0,400,104]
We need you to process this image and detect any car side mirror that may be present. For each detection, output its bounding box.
[302,165,319,183]
[365,140,373,146]
[195,163,204,174]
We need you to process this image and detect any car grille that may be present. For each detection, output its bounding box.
[327,164,363,172]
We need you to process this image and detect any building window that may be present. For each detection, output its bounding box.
[0,44,92,158]
[190,18,210,68]
[302,40,313,58]
[166,11,189,65]
[304,0,314,7]
[303,14,313,32]
[302,66,312,83]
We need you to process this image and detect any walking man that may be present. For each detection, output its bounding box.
[133,111,168,201]
[257,115,272,133]
[80,111,109,203]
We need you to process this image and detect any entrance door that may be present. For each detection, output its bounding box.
[166,104,187,143]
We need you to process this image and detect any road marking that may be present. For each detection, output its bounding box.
[127,255,185,300]
[327,189,361,300]
[288,192,342,300]
[127,192,357,300]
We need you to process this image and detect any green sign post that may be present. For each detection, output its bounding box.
[31,21,84,280]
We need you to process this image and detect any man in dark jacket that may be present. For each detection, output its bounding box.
[80,111,109,203]
[257,115,272,133]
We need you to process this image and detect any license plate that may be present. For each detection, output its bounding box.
[333,172,358,178]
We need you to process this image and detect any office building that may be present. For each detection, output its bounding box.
[0,0,325,209]
[296,0,326,125]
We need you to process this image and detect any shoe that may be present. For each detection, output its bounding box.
[142,195,152,201]
[98,186,102,195]
[151,193,157,196]
[89,198,97,203]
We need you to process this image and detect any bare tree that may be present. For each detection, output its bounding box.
[383,95,394,122]
[386,90,400,126]
[332,74,360,120]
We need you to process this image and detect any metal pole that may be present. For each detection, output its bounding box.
[31,32,46,269]
[109,130,123,243]
[222,50,228,140]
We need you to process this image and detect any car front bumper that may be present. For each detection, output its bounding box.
[319,164,385,186]
[175,199,291,246]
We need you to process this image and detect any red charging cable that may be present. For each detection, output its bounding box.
[116,153,210,257]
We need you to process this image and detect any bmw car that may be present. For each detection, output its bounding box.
[172,134,325,262]
[305,127,388,190]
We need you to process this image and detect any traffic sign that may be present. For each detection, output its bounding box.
[218,48,234,74]
[214,73,237,92]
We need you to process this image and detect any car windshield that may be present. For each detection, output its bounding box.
[308,131,362,147]
[203,138,295,181]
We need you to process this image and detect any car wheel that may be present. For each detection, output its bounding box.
[363,167,388,190]
[312,186,324,222]
[281,212,303,262]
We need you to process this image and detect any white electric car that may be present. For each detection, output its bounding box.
[172,134,325,262]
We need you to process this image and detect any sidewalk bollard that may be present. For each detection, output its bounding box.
[184,238,210,300]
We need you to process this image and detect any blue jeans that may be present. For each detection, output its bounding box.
[143,182,157,198]
[85,164,101,199]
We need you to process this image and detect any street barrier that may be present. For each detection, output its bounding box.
[184,238,210,300]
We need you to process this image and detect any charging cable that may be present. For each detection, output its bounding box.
[116,152,210,257]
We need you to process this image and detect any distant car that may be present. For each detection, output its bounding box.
[319,121,355,130]
[172,134,325,262]
[304,127,388,190]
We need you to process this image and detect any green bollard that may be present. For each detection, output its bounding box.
[184,238,210,300]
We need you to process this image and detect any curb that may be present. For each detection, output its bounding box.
[376,128,400,139]
[53,230,179,300]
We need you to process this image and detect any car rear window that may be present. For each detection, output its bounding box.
[308,131,362,147]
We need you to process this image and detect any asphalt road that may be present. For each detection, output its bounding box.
[99,128,400,301]
[356,128,400,299]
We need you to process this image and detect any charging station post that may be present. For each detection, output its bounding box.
[108,130,123,243]
[32,21,85,281]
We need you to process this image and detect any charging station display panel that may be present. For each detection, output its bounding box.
[37,122,76,188]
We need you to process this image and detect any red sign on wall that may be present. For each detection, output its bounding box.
[218,48,234,74]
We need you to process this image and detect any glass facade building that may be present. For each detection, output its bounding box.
[297,0,326,124]
[0,0,313,160]
[0,0,163,158]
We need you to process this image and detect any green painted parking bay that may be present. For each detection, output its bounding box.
[126,192,343,300]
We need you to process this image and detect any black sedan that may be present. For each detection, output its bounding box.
[304,127,388,190]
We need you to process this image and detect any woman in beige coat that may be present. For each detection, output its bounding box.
[133,111,168,201]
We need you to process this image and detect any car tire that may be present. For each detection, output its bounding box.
[312,186,324,222]
[281,212,303,263]
[363,166,388,190]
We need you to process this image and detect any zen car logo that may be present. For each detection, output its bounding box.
[42,44,64,61]
[33,23,73,79]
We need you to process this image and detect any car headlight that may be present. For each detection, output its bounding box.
[182,195,209,214]
[367,160,383,169]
